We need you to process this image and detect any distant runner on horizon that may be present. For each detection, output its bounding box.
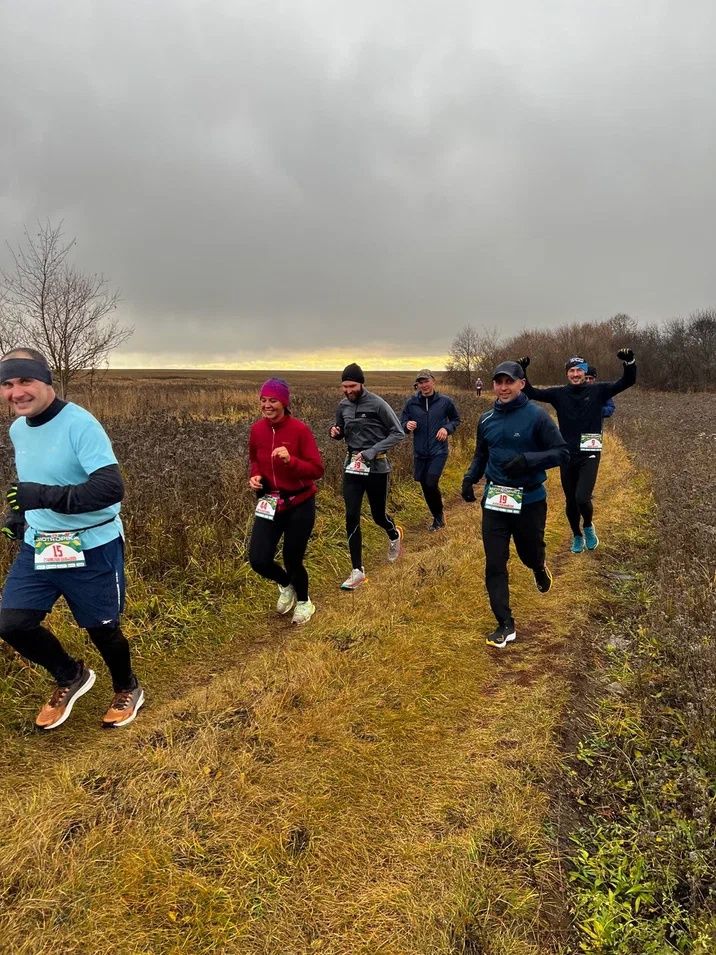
[518,349,636,553]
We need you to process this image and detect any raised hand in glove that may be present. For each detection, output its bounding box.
[461,479,476,503]
[617,347,635,363]
[1,525,19,541]
[518,356,530,372]
[502,454,528,477]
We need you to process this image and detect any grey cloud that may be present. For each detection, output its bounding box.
[2,0,716,360]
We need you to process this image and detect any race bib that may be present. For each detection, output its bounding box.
[255,493,279,520]
[485,483,523,514]
[345,453,370,476]
[580,432,603,452]
[34,531,86,570]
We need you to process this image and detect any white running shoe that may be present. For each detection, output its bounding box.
[276,584,297,614]
[387,526,404,563]
[291,599,316,625]
[340,568,366,590]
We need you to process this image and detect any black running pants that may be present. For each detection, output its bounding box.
[0,608,136,691]
[560,453,600,536]
[248,495,316,601]
[481,499,547,625]
[343,472,399,569]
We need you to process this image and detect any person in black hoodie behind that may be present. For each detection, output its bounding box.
[400,369,461,530]
[461,361,568,649]
[519,349,636,554]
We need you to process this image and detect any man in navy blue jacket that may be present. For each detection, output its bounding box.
[461,361,568,648]
[400,369,461,530]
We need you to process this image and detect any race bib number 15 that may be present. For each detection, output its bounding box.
[34,532,86,570]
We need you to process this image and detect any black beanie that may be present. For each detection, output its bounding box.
[341,362,365,383]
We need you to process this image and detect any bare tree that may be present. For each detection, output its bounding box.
[445,324,502,388]
[1,221,132,397]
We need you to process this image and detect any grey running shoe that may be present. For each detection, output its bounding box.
[387,526,404,562]
[340,568,366,590]
[35,664,96,730]
[291,599,316,625]
[276,583,297,615]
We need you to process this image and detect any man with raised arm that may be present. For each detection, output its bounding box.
[519,349,636,553]
[461,361,568,649]
[330,363,405,590]
[0,348,143,730]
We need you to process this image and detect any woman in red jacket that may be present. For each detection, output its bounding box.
[248,378,324,624]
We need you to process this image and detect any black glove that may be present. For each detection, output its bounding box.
[7,482,66,512]
[503,454,528,477]
[461,479,476,503]
[1,511,24,541]
[518,356,530,372]
[617,347,634,363]
[1,525,18,541]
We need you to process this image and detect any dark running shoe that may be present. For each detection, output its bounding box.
[534,565,553,593]
[428,514,446,531]
[35,664,96,730]
[485,620,517,649]
[102,684,145,728]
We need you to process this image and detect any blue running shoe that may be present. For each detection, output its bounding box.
[571,535,585,554]
[584,525,599,550]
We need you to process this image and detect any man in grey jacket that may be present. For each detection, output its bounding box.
[330,363,405,589]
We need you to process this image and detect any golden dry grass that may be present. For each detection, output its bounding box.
[0,435,642,955]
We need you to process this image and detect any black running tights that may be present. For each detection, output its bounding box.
[343,472,399,569]
[560,454,601,536]
[0,608,136,691]
[248,495,316,601]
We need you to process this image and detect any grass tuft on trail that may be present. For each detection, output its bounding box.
[0,436,643,954]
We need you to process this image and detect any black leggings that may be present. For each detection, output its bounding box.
[248,495,316,601]
[0,608,136,691]
[343,472,399,569]
[482,499,547,625]
[560,454,601,536]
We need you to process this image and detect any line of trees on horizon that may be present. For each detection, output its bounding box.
[445,311,716,392]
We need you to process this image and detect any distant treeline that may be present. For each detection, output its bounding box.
[446,311,716,391]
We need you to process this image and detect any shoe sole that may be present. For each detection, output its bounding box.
[486,631,517,649]
[340,578,367,590]
[104,689,145,728]
[39,669,97,730]
[585,539,599,550]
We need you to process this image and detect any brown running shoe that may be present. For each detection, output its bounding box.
[102,684,145,728]
[35,665,96,730]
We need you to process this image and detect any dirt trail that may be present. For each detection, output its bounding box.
[0,437,642,954]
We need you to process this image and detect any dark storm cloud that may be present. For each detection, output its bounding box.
[1,0,716,362]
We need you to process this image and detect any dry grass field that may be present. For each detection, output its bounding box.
[0,374,712,954]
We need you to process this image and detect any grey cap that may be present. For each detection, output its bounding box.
[492,360,525,381]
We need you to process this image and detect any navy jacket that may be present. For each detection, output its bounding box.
[463,393,568,504]
[524,361,635,453]
[400,391,461,458]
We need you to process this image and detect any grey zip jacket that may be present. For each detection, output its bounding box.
[332,388,405,473]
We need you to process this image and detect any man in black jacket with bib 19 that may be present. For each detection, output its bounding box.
[462,362,568,649]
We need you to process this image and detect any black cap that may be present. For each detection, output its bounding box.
[341,363,365,383]
[492,361,525,381]
[586,365,597,378]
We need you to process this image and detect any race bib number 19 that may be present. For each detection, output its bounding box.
[485,483,523,513]
[34,532,86,570]
[580,432,603,452]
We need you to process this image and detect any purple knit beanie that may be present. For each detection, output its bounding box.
[260,377,291,407]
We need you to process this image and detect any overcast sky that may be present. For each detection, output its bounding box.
[2,0,715,368]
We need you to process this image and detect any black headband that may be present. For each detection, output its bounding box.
[0,358,53,385]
